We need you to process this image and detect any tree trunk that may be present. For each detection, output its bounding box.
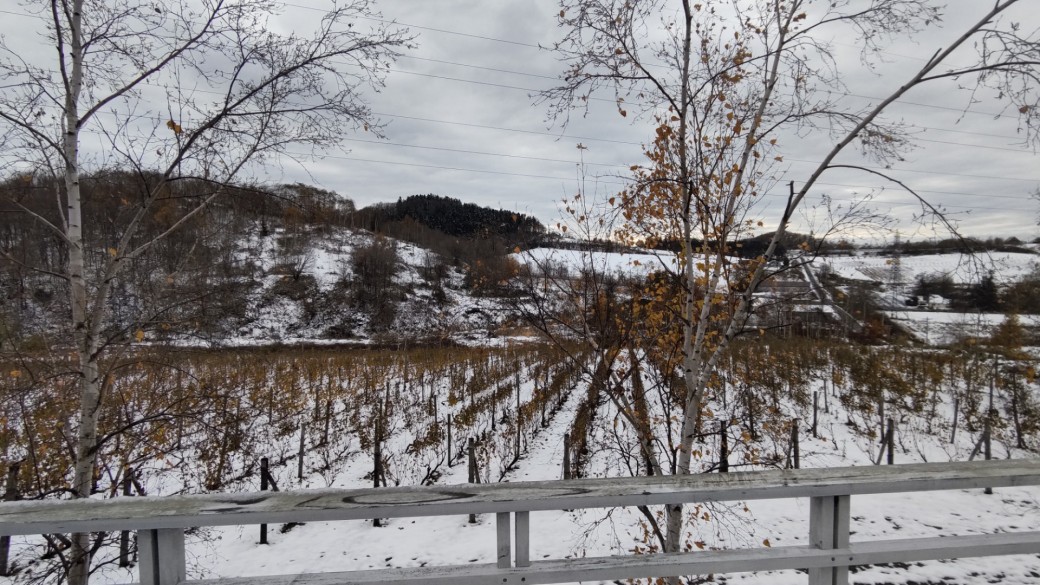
[63,2,99,583]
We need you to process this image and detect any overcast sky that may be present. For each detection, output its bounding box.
[4,0,1039,242]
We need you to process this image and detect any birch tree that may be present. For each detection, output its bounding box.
[542,0,1040,566]
[0,1,412,583]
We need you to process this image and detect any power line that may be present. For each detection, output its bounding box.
[280,2,541,48]
[73,108,1040,196]
[398,56,558,80]
[338,136,626,167]
[7,2,1035,144]
[369,111,643,146]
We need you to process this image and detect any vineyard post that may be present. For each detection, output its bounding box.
[515,375,522,462]
[374,416,383,527]
[878,393,886,444]
[0,462,20,575]
[563,433,571,480]
[984,414,993,495]
[322,399,332,447]
[468,438,477,524]
[260,458,269,544]
[746,389,757,441]
[950,398,960,444]
[119,467,133,566]
[792,420,800,470]
[297,423,306,482]
[812,391,819,438]
[992,358,998,406]
[719,422,729,473]
[447,414,453,467]
[886,419,895,465]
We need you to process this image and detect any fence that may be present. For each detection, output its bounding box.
[1,460,1039,585]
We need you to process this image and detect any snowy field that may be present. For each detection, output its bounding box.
[47,362,1036,585]
[883,311,1040,346]
[514,247,676,277]
[819,252,1038,285]
[183,394,1040,585]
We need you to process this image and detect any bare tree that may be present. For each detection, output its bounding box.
[542,0,1040,566]
[0,1,412,582]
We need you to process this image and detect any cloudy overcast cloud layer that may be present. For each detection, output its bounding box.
[3,0,1038,241]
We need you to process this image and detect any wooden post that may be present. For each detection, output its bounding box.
[374,417,383,527]
[808,495,851,585]
[260,458,269,544]
[297,422,306,482]
[562,433,571,480]
[515,377,522,462]
[447,414,453,467]
[719,421,729,473]
[138,528,185,585]
[322,399,332,447]
[812,391,819,438]
[0,462,19,576]
[119,467,133,566]
[496,512,511,569]
[886,418,895,465]
[878,395,885,444]
[792,420,800,470]
[984,416,993,495]
[990,358,998,413]
[746,390,757,441]
[515,511,530,568]
[950,397,960,444]
[824,383,830,414]
[468,438,478,524]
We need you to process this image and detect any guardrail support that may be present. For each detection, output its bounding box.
[808,495,850,585]
[138,528,185,585]
[515,511,530,567]
[496,512,511,569]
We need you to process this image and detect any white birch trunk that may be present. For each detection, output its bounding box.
[60,2,99,583]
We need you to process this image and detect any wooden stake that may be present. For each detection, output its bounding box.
[886,418,895,465]
[468,438,478,524]
[260,458,269,544]
[297,422,306,482]
[984,417,993,495]
[374,417,383,527]
[792,420,800,470]
[719,422,729,473]
[119,467,133,565]
[812,391,819,438]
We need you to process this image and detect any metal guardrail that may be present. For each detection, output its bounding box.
[1,460,1039,585]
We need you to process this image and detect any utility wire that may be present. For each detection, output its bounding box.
[4,4,1034,140]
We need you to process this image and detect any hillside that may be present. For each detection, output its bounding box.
[0,176,546,348]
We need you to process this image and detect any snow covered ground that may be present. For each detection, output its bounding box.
[883,311,1040,346]
[818,252,1038,286]
[56,364,1038,585]
[514,247,676,277]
